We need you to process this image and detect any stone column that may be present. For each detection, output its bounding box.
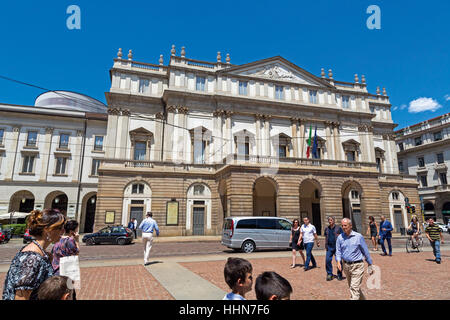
[115,109,130,159]
[154,112,164,161]
[105,108,119,158]
[5,126,21,181]
[164,105,176,161]
[367,126,376,163]
[333,122,341,161]
[299,119,306,158]
[39,127,54,182]
[324,122,332,160]
[290,118,299,158]
[264,115,271,157]
[176,107,188,163]
[213,110,224,163]
[358,125,368,162]
[389,134,398,174]
[225,111,233,157]
[71,130,83,183]
[255,114,263,157]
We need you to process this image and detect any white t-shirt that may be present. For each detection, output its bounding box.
[301,224,317,244]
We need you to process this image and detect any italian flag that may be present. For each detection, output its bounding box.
[306,124,312,158]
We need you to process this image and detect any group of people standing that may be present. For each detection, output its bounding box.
[2,209,80,300]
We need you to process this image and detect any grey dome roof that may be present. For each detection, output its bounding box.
[35,91,107,113]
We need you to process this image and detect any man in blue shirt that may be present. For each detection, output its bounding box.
[379,215,393,256]
[336,218,374,300]
[324,216,344,281]
[139,212,160,265]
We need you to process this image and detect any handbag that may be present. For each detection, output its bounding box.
[60,255,81,289]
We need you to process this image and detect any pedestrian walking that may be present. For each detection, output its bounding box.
[366,216,379,251]
[127,219,136,239]
[298,217,320,271]
[336,218,374,300]
[2,209,66,300]
[324,216,344,281]
[289,219,305,268]
[425,218,444,264]
[138,212,159,265]
[133,218,138,239]
[379,215,393,256]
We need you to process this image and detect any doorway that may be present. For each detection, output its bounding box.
[192,203,205,236]
[84,195,96,233]
[130,204,144,237]
[312,203,322,235]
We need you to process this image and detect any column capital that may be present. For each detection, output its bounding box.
[213,109,225,117]
[290,117,300,124]
[224,110,234,117]
[45,127,54,134]
[155,112,164,120]
[12,126,21,132]
[107,107,121,115]
[167,105,177,113]
[255,113,265,120]
[177,106,189,114]
[121,109,131,116]
[263,114,272,120]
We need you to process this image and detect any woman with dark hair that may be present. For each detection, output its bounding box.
[366,216,379,251]
[2,209,66,300]
[407,216,421,247]
[289,219,305,268]
[51,220,80,275]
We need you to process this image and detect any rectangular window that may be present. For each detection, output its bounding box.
[376,157,382,172]
[398,142,404,151]
[0,129,4,145]
[239,81,248,95]
[275,85,284,100]
[433,131,442,141]
[94,136,104,151]
[342,95,350,109]
[398,161,404,172]
[22,155,35,173]
[309,90,317,104]
[420,175,428,187]
[55,157,67,175]
[193,140,206,164]
[418,157,425,168]
[139,79,150,94]
[27,131,38,147]
[279,145,287,158]
[59,134,69,149]
[437,153,444,164]
[440,172,448,185]
[196,76,206,91]
[346,151,355,162]
[91,159,101,176]
[415,136,422,146]
[134,142,147,161]
[132,183,144,194]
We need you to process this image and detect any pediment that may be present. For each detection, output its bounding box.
[129,127,153,137]
[220,56,332,88]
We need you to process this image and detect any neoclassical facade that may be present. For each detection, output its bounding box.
[395,112,450,224]
[0,92,107,233]
[95,46,420,236]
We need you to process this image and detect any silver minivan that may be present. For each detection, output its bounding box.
[221,216,293,253]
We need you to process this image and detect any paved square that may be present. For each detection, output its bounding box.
[180,250,450,300]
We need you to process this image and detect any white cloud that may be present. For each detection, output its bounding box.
[393,106,398,111]
[408,97,442,113]
[400,104,407,110]
[445,94,450,101]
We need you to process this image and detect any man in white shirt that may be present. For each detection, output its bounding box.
[298,217,320,271]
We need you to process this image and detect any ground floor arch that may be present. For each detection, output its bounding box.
[299,179,323,235]
[342,181,364,233]
[8,190,35,214]
[80,192,97,233]
[186,182,212,236]
[253,177,277,217]
[44,191,68,215]
[442,202,450,225]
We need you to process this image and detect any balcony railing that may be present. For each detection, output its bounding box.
[100,155,380,173]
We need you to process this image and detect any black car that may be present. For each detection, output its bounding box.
[82,225,133,245]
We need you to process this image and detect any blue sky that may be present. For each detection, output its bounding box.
[0,0,448,130]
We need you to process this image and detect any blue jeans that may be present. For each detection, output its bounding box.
[304,242,316,269]
[430,240,441,262]
[326,247,342,277]
[380,236,392,255]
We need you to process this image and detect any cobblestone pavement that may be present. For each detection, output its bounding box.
[0,265,174,300]
[180,250,450,300]
[3,235,444,264]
